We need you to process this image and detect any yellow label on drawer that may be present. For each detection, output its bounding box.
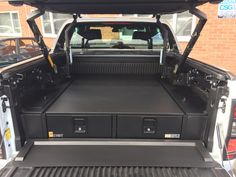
[5,128,11,141]
[48,131,54,138]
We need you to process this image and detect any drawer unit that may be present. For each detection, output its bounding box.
[46,115,112,138]
[117,115,183,139]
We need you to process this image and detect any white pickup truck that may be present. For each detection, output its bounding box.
[0,0,235,176]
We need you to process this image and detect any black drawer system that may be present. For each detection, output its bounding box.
[20,76,207,140]
[22,113,207,140]
[45,114,183,139]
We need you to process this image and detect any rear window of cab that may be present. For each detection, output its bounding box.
[70,23,164,49]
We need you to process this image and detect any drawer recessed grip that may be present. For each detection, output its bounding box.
[74,118,87,134]
[143,118,157,134]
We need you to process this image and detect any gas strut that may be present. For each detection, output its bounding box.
[27,9,58,74]
[175,8,207,74]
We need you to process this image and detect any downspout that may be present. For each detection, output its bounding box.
[27,9,58,74]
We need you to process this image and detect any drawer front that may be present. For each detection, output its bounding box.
[117,115,182,139]
[47,115,112,138]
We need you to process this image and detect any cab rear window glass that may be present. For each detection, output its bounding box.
[70,23,163,49]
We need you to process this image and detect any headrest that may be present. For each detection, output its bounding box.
[83,29,102,40]
[132,31,151,41]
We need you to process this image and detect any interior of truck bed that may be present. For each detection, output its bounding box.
[0,52,230,177]
[7,54,228,177]
[21,55,208,140]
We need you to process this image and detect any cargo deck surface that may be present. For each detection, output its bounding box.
[46,75,183,115]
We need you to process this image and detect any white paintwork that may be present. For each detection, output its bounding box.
[210,80,236,175]
[0,95,16,160]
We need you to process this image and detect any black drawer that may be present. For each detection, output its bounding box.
[47,115,112,138]
[117,115,182,139]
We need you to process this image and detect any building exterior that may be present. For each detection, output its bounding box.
[0,2,235,74]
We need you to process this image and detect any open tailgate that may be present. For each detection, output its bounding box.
[9,0,221,14]
[0,140,231,177]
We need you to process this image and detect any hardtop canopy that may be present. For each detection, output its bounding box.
[9,0,221,14]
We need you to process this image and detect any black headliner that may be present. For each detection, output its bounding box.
[8,0,221,14]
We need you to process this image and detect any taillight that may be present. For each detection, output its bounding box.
[224,101,236,160]
[226,139,236,159]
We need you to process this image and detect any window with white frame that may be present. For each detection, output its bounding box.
[41,12,71,36]
[0,12,21,36]
[162,11,195,41]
